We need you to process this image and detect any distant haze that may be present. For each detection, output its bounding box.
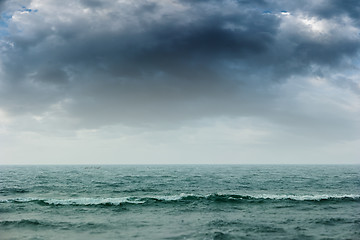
[0,0,359,164]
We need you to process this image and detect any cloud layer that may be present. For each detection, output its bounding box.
[0,0,359,142]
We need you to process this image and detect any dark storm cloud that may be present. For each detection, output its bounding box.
[0,0,359,134]
[311,0,360,21]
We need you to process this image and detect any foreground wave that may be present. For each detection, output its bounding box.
[0,219,109,230]
[1,193,359,206]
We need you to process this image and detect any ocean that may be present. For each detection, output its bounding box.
[0,165,359,240]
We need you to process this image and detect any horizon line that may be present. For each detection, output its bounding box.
[1,163,359,166]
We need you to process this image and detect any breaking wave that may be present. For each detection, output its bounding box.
[1,193,359,206]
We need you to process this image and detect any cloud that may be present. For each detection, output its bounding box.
[0,0,359,142]
[310,0,360,22]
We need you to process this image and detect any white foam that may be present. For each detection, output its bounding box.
[44,197,145,205]
[254,194,360,201]
[0,193,358,205]
[0,197,145,205]
[152,193,195,201]
[0,197,38,203]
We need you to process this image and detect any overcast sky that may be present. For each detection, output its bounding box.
[0,0,359,164]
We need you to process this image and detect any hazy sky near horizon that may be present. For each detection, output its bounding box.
[0,0,359,164]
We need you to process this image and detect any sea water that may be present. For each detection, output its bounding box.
[0,165,359,239]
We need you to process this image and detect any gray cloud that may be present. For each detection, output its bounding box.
[311,0,360,21]
[0,0,359,140]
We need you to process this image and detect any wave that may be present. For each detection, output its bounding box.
[0,219,44,227]
[0,197,145,205]
[0,219,108,230]
[1,193,359,206]
[202,194,360,203]
[0,187,29,194]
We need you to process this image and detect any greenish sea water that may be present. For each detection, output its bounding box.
[1,165,359,239]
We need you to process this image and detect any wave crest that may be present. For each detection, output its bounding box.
[1,193,359,206]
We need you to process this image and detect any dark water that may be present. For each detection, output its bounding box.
[0,165,359,240]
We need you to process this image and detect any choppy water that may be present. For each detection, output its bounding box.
[1,165,359,240]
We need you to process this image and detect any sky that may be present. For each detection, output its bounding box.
[0,0,359,164]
